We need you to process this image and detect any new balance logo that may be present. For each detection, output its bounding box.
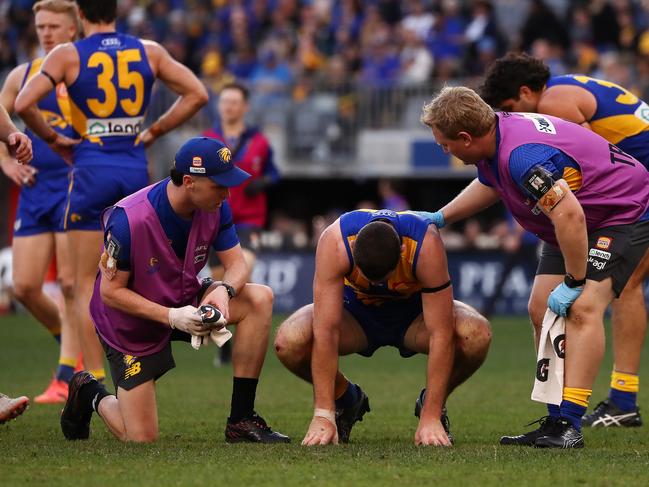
[124,361,141,379]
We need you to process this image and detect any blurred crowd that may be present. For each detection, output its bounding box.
[5,0,649,115]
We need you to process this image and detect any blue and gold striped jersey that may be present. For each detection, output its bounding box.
[67,32,154,165]
[547,75,649,167]
[340,209,429,306]
[21,57,73,172]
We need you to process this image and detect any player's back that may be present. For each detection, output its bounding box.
[21,57,73,173]
[67,32,154,167]
[340,209,429,305]
[547,75,649,167]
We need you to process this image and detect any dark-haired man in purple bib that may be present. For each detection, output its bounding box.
[60,137,289,444]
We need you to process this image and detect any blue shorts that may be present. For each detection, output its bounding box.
[14,168,69,236]
[65,164,149,231]
[343,286,422,358]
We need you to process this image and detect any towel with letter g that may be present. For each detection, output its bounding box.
[531,309,565,405]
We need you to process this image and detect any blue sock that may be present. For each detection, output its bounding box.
[56,364,75,383]
[335,382,360,409]
[610,389,637,412]
[53,333,61,344]
[547,403,560,418]
[560,400,587,431]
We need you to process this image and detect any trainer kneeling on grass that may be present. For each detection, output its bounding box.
[275,209,492,446]
[61,137,289,444]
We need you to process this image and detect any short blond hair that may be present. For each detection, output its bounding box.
[33,0,80,30]
[421,86,496,139]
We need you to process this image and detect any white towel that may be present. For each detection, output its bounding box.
[531,309,565,405]
[191,327,232,350]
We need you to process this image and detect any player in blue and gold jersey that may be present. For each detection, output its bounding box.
[0,0,81,404]
[480,52,649,429]
[275,209,491,446]
[15,0,209,383]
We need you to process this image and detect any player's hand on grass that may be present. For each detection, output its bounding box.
[168,306,210,336]
[302,415,338,446]
[49,133,80,165]
[414,418,452,447]
[1,157,36,187]
[7,132,32,165]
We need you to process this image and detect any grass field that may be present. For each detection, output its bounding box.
[1,313,649,486]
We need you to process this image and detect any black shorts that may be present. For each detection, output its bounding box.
[209,226,261,267]
[100,279,213,391]
[536,220,649,296]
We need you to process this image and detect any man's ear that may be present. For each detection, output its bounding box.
[458,131,472,146]
[519,85,532,98]
[401,243,406,253]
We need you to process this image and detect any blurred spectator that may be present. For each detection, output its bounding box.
[378,179,410,211]
[401,0,435,41]
[463,0,506,75]
[399,27,434,86]
[519,0,569,52]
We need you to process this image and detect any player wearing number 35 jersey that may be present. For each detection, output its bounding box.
[15,0,208,385]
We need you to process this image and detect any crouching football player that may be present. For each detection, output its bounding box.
[275,209,492,446]
[60,137,289,443]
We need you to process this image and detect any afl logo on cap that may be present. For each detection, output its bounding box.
[192,156,203,167]
[218,147,232,163]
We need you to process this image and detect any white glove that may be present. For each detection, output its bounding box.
[168,306,209,336]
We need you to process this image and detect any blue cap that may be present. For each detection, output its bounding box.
[174,137,250,187]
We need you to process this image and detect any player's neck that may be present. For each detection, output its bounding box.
[166,180,195,220]
[221,120,245,138]
[83,21,117,37]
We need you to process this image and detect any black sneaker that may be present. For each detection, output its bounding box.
[582,399,643,428]
[60,372,96,440]
[225,413,291,443]
[336,387,370,443]
[414,388,454,444]
[535,418,584,448]
[499,416,561,446]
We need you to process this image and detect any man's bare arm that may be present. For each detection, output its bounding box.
[414,227,455,446]
[440,178,501,225]
[138,41,209,146]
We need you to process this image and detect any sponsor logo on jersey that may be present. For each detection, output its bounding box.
[86,116,144,137]
[588,256,607,270]
[595,236,612,250]
[100,37,121,48]
[521,113,557,134]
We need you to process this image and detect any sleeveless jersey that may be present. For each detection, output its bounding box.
[67,32,154,166]
[340,209,429,306]
[21,57,72,172]
[546,75,649,167]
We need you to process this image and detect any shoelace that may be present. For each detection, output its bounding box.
[524,415,555,428]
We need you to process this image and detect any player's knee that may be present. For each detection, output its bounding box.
[247,284,274,320]
[12,280,40,303]
[569,299,599,326]
[58,277,75,300]
[527,299,545,332]
[275,315,312,364]
[457,314,492,356]
[126,425,159,443]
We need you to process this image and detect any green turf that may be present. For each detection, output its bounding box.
[1,313,649,486]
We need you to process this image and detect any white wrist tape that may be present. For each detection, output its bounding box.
[313,408,336,425]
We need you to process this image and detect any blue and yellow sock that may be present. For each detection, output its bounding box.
[547,403,560,418]
[56,357,77,383]
[609,371,639,412]
[560,387,591,431]
[335,382,360,409]
[88,368,106,383]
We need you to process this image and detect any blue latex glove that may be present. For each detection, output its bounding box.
[547,282,584,317]
[416,211,445,228]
